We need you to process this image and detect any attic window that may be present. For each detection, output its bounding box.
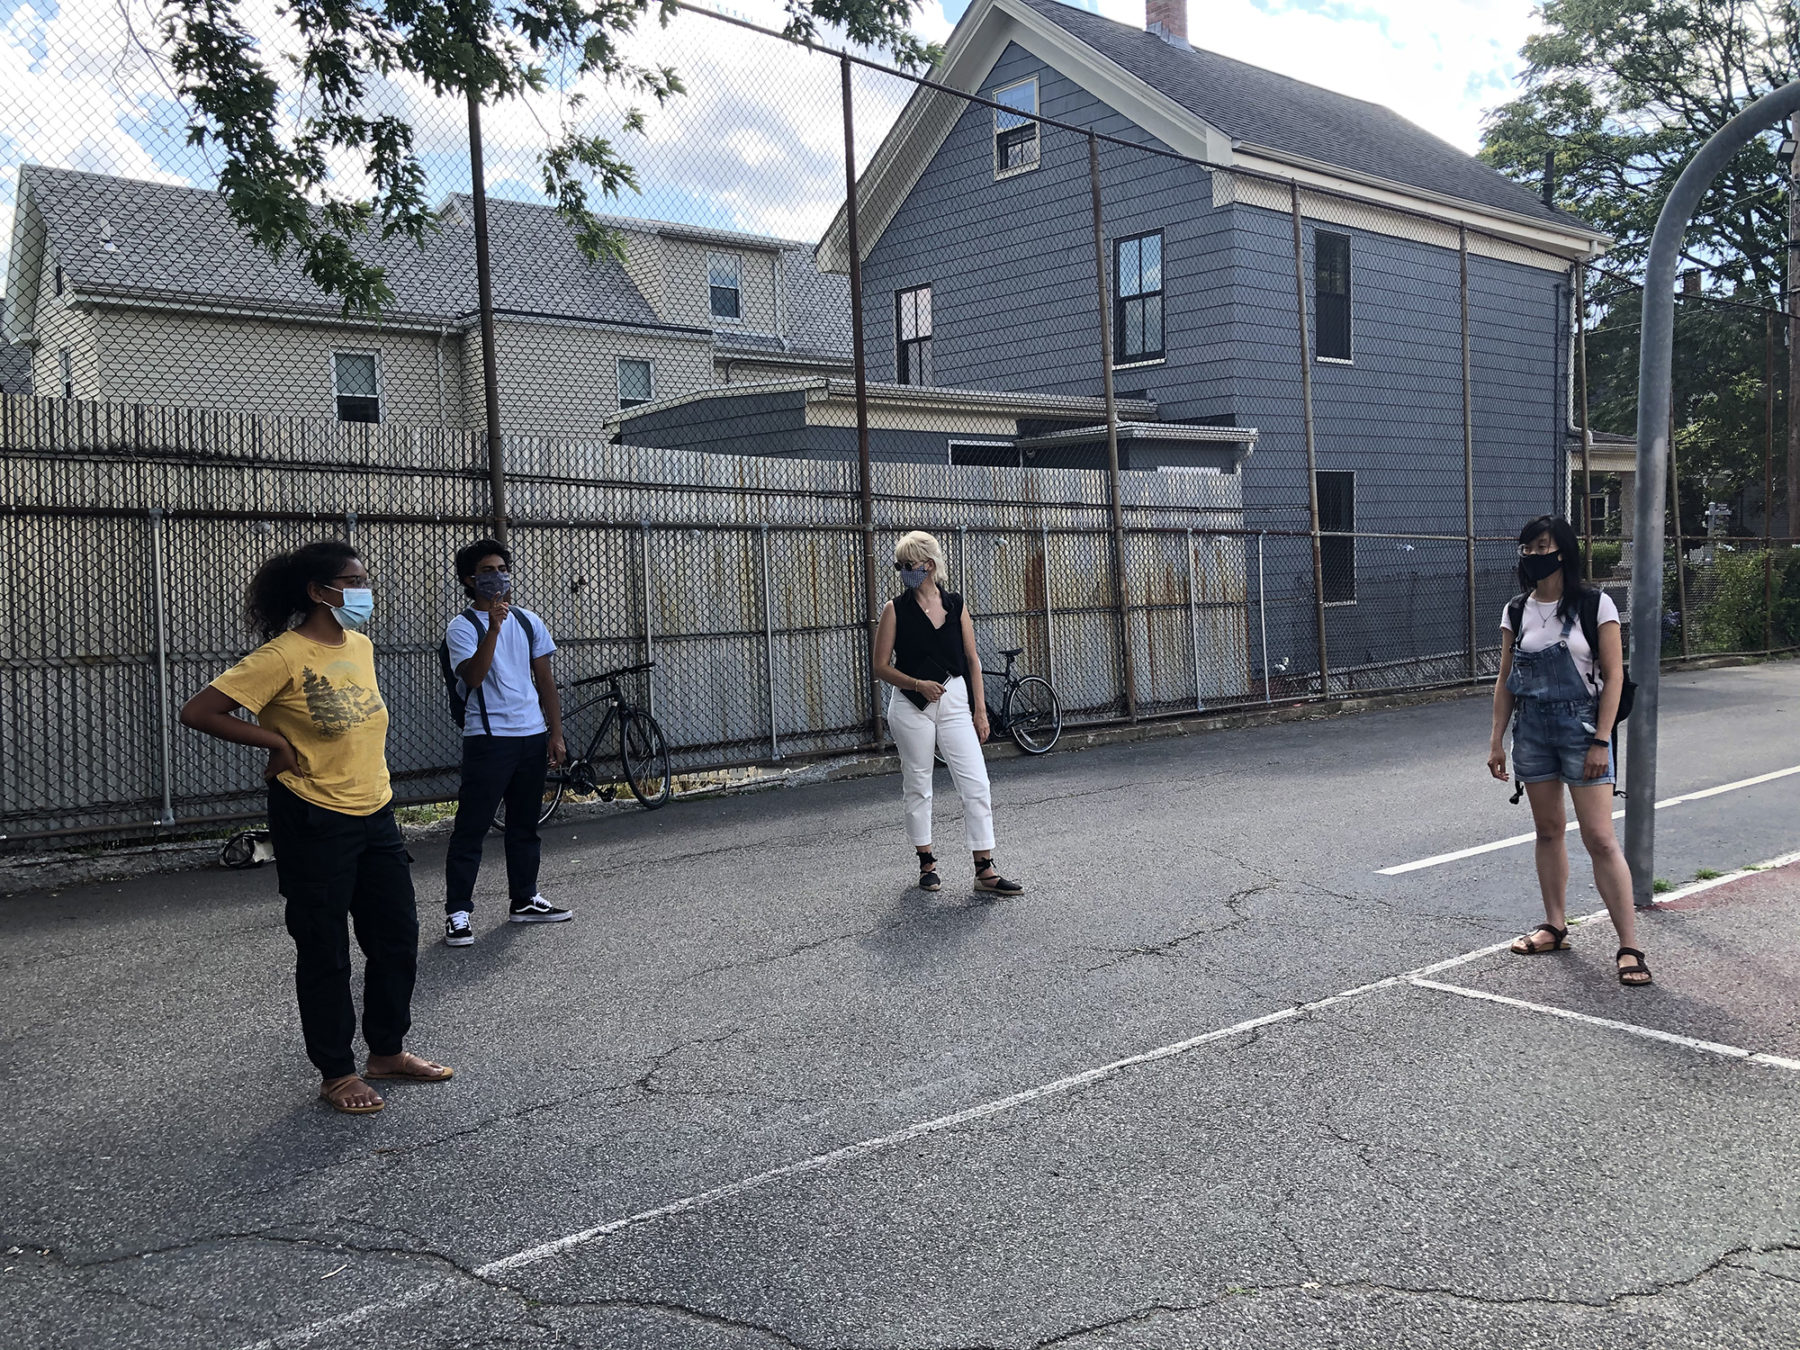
[993,78,1040,178]
[708,253,741,321]
[332,352,382,423]
[54,265,64,297]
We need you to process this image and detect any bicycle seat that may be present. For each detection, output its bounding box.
[999,647,1025,659]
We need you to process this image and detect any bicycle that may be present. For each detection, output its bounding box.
[493,661,672,830]
[933,647,1063,760]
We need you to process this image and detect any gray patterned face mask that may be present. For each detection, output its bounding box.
[899,564,930,588]
[474,571,512,600]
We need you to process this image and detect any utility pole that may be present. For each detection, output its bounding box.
[1787,118,1799,540]
[467,88,509,542]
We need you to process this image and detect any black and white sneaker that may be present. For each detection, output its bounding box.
[508,895,572,924]
[444,911,475,947]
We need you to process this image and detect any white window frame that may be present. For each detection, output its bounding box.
[948,439,1020,468]
[617,356,656,409]
[992,77,1041,180]
[1316,468,1357,606]
[330,350,384,424]
[707,251,743,323]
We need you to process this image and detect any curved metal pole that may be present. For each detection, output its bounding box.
[1627,79,1800,907]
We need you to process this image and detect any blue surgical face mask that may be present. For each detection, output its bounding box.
[328,586,374,631]
[899,564,930,588]
[474,571,511,601]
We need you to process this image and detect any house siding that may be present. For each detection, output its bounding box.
[30,249,100,399]
[860,42,1571,677]
[464,318,715,437]
[72,308,457,425]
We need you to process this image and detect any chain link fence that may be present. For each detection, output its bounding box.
[1,0,1792,846]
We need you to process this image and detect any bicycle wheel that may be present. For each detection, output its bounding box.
[492,771,568,832]
[1005,677,1062,754]
[619,711,672,809]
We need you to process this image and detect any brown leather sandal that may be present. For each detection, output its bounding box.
[364,1052,454,1082]
[1509,923,1570,955]
[320,1074,385,1115]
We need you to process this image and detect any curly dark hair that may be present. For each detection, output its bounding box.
[245,539,359,643]
[455,537,512,597]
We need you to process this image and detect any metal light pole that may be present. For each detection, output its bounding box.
[467,87,509,543]
[1626,81,1800,907]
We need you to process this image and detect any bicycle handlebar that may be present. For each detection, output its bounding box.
[572,660,656,688]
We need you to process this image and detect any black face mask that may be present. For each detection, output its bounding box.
[1521,553,1563,583]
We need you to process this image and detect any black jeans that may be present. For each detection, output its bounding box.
[268,780,418,1080]
[444,732,547,914]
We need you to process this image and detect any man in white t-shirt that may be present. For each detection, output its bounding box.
[442,539,569,946]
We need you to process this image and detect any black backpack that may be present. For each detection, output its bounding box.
[438,606,537,732]
[1507,588,1637,728]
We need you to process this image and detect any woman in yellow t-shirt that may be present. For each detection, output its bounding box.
[180,539,452,1115]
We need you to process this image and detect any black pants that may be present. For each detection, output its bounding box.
[268,780,418,1080]
[444,732,547,914]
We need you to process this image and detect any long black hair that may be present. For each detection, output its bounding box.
[1515,515,1587,621]
[245,539,359,642]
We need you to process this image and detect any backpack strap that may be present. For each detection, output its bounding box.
[461,608,492,736]
[1578,587,1603,657]
[1506,592,1528,639]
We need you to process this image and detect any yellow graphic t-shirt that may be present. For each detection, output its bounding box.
[211,630,392,816]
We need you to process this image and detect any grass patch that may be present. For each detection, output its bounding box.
[1694,867,1724,881]
[394,802,456,826]
[1652,877,1673,894]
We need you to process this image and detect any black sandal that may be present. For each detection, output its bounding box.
[1510,923,1570,955]
[917,852,941,892]
[1616,947,1653,987]
[973,856,1024,896]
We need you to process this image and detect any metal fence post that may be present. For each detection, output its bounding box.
[344,510,356,544]
[639,521,654,719]
[1088,131,1139,721]
[761,524,780,760]
[1187,527,1204,713]
[1764,313,1777,654]
[1460,225,1477,680]
[1576,264,1594,575]
[1041,523,1057,691]
[1289,182,1330,696]
[148,508,175,826]
[1258,531,1272,703]
[466,88,509,543]
[841,53,880,744]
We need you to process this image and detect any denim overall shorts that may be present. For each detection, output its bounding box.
[1508,610,1613,787]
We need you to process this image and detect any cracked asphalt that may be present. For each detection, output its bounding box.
[3,661,1798,1349]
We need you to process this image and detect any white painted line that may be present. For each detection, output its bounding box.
[1410,978,1800,1072]
[1377,764,1800,875]
[239,845,1800,1350]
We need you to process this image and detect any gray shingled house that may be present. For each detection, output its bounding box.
[1,165,857,437]
[815,0,1609,667]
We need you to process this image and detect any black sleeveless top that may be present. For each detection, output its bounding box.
[892,589,968,709]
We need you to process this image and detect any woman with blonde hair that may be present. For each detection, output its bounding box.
[872,531,1024,895]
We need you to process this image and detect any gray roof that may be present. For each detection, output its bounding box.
[17,166,851,351]
[0,338,29,394]
[1019,0,1585,231]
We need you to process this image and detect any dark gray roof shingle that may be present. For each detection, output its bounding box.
[1018,0,1586,231]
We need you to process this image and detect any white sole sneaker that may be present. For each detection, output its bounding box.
[508,897,572,923]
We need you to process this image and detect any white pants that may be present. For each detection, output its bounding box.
[886,676,995,851]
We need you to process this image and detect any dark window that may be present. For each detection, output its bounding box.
[333,352,381,423]
[1314,231,1351,361]
[58,347,72,399]
[708,253,740,320]
[618,358,654,409]
[1317,470,1355,603]
[53,265,64,297]
[896,284,933,386]
[1114,231,1164,362]
[993,79,1039,175]
[949,441,1018,467]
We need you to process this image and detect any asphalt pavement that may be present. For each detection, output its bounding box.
[4,661,1799,1349]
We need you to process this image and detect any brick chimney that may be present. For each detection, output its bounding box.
[1147,0,1189,48]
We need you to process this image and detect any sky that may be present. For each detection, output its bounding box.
[0,0,1544,280]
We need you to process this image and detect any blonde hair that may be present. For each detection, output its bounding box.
[894,530,950,586]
